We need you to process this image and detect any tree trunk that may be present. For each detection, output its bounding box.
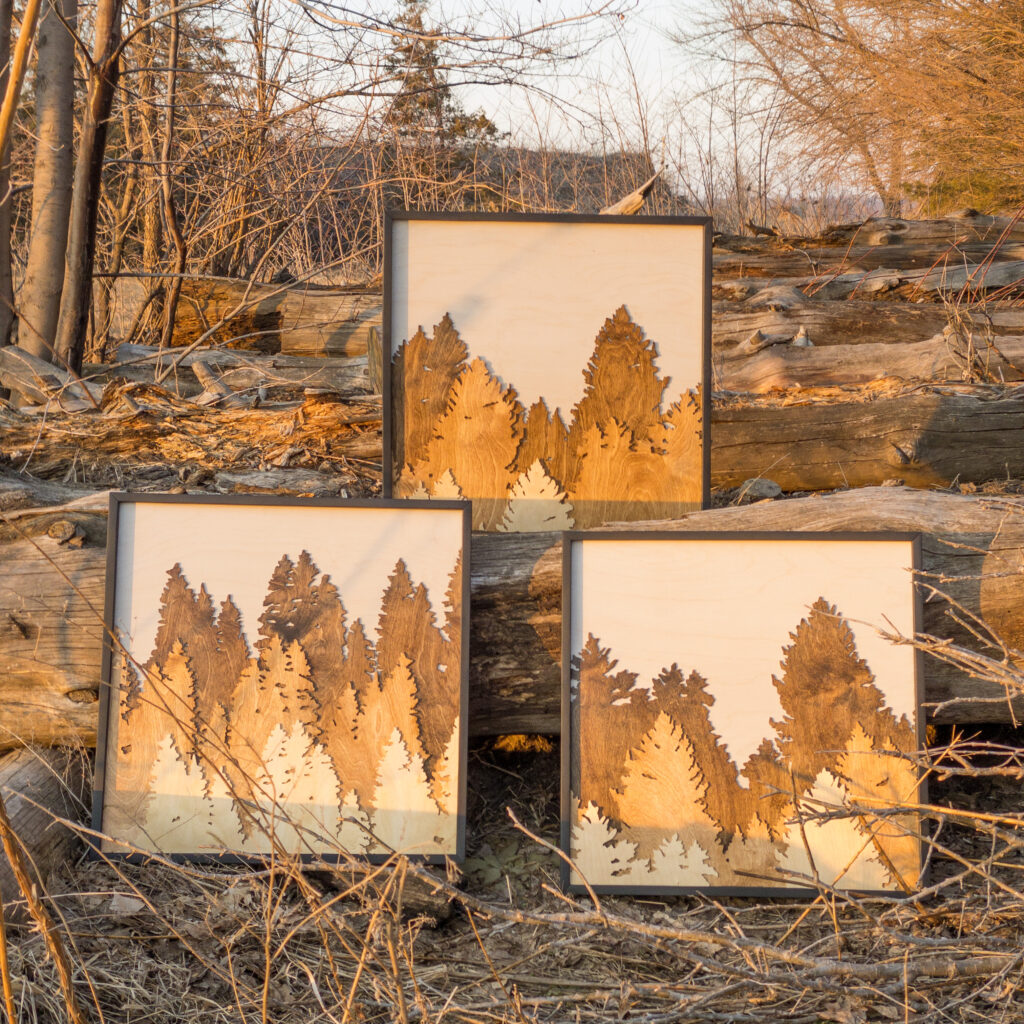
[18,0,77,360]
[157,0,186,350]
[52,0,123,374]
[0,0,15,357]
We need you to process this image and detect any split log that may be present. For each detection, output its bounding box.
[0,391,381,488]
[0,347,103,412]
[0,746,87,918]
[719,334,1024,391]
[712,384,1024,491]
[3,488,1024,754]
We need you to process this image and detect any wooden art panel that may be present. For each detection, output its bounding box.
[94,495,469,863]
[562,533,924,896]
[384,213,711,531]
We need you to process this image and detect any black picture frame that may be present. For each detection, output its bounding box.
[382,209,713,515]
[560,530,927,898]
[93,491,472,867]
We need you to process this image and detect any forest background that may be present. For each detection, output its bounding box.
[0,0,1019,376]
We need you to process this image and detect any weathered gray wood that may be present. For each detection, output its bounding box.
[0,494,109,751]
[4,489,1024,752]
[714,260,1024,302]
[714,240,1024,280]
[713,299,1024,350]
[0,746,87,917]
[719,335,1024,391]
[0,347,102,410]
[712,385,1024,490]
[99,345,369,398]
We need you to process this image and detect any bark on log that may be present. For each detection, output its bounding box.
[3,488,1024,754]
[0,746,87,918]
[712,385,1024,491]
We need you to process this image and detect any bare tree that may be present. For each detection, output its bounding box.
[20,0,77,359]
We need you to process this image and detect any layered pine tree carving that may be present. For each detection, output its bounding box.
[570,598,920,891]
[105,553,463,857]
[392,307,702,530]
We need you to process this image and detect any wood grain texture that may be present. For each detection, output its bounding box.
[569,558,920,892]
[103,548,463,857]
[392,307,704,530]
[0,746,87,918]
[411,357,524,530]
[391,314,467,471]
[168,280,380,356]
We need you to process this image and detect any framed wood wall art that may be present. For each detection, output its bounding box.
[562,532,924,896]
[94,494,470,864]
[384,211,711,531]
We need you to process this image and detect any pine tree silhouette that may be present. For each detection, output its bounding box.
[392,313,468,472]
[650,665,751,836]
[376,559,454,773]
[344,619,379,714]
[614,712,723,865]
[771,598,909,795]
[515,399,571,492]
[574,634,655,817]
[565,306,667,488]
[741,738,793,838]
[417,356,525,529]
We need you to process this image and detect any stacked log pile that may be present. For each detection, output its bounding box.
[2,209,1024,752]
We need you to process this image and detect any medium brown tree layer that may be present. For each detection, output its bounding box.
[4,487,1024,754]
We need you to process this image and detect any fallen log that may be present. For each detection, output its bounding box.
[470,487,1024,733]
[2,488,1023,754]
[719,335,1024,391]
[170,280,380,357]
[714,240,1024,280]
[714,260,1024,303]
[713,299,1024,349]
[0,348,103,412]
[712,383,1024,490]
[0,746,87,918]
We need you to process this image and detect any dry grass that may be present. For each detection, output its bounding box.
[1,724,1024,1023]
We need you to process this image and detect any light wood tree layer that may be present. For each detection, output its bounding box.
[4,487,1024,753]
